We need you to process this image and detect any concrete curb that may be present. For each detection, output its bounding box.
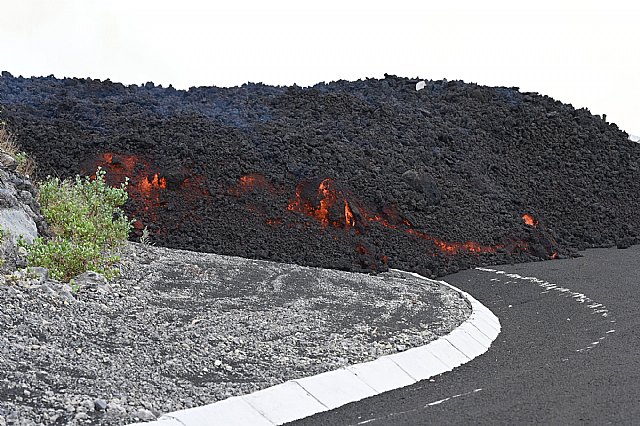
[130,270,500,425]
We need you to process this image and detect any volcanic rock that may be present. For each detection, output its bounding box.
[0,161,49,272]
[1,73,638,276]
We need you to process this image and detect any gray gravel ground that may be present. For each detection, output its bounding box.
[0,242,470,425]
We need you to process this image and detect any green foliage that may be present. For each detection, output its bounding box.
[21,168,132,281]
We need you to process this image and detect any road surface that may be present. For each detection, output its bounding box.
[292,245,640,425]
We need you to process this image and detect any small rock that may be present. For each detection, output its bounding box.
[81,399,94,411]
[42,282,76,302]
[73,271,113,293]
[107,402,127,416]
[132,408,156,421]
[0,415,5,426]
[74,412,89,421]
[27,266,48,283]
[94,398,108,411]
[616,237,633,249]
[0,153,17,170]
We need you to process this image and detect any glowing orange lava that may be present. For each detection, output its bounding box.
[93,153,169,224]
[406,228,498,255]
[345,200,356,227]
[287,178,355,229]
[522,213,538,227]
[227,174,552,258]
[284,177,504,255]
[90,152,211,230]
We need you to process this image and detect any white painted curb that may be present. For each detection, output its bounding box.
[130,270,500,425]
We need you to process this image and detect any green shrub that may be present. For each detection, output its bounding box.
[21,168,132,281]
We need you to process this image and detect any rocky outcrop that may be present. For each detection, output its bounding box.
[0,156,49,272]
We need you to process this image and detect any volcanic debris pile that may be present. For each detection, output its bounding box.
[1,72,638,277]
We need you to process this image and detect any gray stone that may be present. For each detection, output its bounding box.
[0,240,471,425]
[94,398,108,411]
[74,412,89,420]
[0,153,17,170]
[73,271,113,293]
[107,402,127,416]
[42,281,76,302]
[29,267,49,283]
[0,162,50,272]
[0,206,38,245]
[132,408,156,421]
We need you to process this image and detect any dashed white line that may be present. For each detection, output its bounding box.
[475,267,614,353]
[425,388,483,407]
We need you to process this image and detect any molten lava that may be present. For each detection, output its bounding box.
[522,213,538,227]
[139,174,168,198]
[406,228,498,255]
[229,174,555,259]
[344,200,356,227]
[90,152,210,230]
[284,177,503,255]
[287,178,356,229]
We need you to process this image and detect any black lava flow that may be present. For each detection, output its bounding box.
[1,71,638,278]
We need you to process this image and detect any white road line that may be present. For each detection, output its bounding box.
[475,267,615,353]
[425,388,483,407]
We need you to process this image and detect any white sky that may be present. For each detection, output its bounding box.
[1,0,639,136]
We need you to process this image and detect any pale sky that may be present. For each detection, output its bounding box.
[1,0,639,136]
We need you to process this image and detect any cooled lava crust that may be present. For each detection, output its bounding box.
[1,72,638,277]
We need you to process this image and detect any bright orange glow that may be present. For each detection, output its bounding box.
[282,177,525,255]
[406,228,497,255]
[522,213,537,227]
[91,152,210,230]
[138,174,168,199]
[287,179,356,229]
[94,153,168,225]
[345,200,356,227]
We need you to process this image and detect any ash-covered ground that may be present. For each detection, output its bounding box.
[1,72,638,277]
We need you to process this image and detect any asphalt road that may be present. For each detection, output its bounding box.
[291,245,640,425]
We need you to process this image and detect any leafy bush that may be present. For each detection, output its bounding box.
[21,168,132,281]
